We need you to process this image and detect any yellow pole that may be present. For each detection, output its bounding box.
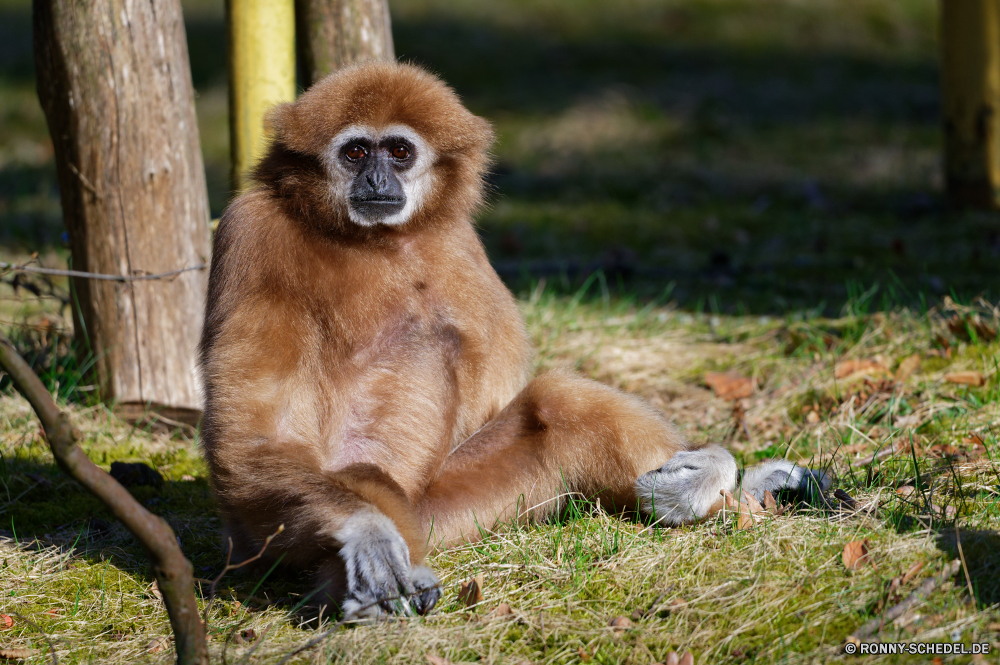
[227,0,296,192]
[941,0,1000,208]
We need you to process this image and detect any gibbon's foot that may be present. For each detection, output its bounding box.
[635,444,738,525]
[336,509,441,619]
[739,460,832,504]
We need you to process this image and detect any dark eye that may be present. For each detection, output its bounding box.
[345,144,367,161]
[391,144,410,160]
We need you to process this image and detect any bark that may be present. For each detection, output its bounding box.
[0,333,208,665]
[33,0,211,416]
[295,0,394,85]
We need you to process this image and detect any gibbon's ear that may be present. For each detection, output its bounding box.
[264,101,313,156]
[449,111,494,159]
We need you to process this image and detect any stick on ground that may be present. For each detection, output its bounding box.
[849,559,962,641]
[0,333,208,665]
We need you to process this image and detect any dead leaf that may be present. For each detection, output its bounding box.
[965,432,987,445]
[578,648,591,661]
[928,444,960,458]
[842,539,870,571]
[425,653,451,665]
[835,358,889,379]
[762,490,778,513]
[0,649,33,662]
[703,372,755,400]
[901,561,924,585]
[742,490,765,514]
[944,371,985,387]
[43,608,59,617]
[458,573,484,608]
[235,628,257,645]
[490,603,512,619]
[0,615,11,630]
[146,637,169,654]
[895,354,921,383]
[731,490,766,530]
[947,314,997,343]
[661,598,687,615]
[608,616,632,634]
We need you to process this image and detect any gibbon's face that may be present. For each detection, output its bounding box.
[322,124,437,228]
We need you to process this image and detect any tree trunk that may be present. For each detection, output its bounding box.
[941,0,1000,209]
[296,0,394,85]
[34,0,211,418]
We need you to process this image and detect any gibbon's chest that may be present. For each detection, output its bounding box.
[317,234,496,361]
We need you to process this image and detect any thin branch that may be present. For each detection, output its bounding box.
[202,526,284,625]
[955,526,977,603]
[849,559,962,641]
[0,262,206,282]
[11,613,58,665]
[0,333,208,665]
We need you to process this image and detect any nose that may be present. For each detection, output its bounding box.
[366,162,389,192]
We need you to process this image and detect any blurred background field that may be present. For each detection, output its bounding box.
[1,0,992,314]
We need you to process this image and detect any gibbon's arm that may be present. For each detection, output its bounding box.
[201,299,440,617]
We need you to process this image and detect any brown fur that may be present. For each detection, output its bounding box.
[199,62,690,610]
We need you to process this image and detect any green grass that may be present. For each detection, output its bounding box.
[2,294,1000,663]
[2,0,1000,662]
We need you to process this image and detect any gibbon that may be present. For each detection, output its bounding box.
[199,62,829,618]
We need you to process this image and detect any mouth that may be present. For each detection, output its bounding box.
[350,195,405,204]
[349,196,406,219]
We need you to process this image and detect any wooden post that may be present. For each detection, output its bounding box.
[295,0,394,85]
[227,0,297,192]
[34,0,212,418]
[941,0,1000,208]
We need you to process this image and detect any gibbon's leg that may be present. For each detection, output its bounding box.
[416,369,729,546]
[416,369,831,546]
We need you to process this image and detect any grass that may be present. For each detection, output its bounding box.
[2,293,1000,663]
[2,0,1000,662]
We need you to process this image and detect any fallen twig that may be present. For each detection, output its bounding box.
[955,526,977,603]
[203,526,284,624]
[10,613,57,665]
[849,559,962,641]
[0,333,207,664]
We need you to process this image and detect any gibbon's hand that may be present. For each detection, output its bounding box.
[337,509,440,618]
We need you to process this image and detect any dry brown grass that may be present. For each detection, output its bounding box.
[1,289,999,663]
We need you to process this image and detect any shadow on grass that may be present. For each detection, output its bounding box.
[0,452,326,626]
[2,3,997,312]
[935,529,1000,609]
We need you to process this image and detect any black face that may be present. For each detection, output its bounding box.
[342,136,416,222]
